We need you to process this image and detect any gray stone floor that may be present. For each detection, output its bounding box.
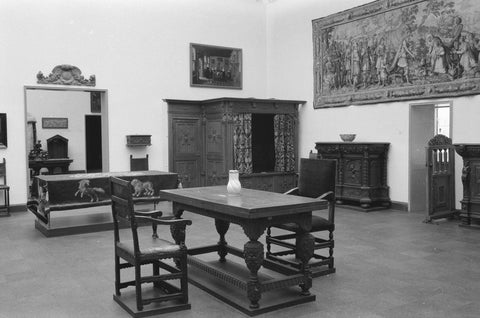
[1,205,479,318]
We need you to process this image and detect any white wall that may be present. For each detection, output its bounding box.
[266,0,480,208]
[0,0,267,205]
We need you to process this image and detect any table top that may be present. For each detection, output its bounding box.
[159,186,327,219]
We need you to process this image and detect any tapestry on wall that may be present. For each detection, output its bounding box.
[313,0,480,108]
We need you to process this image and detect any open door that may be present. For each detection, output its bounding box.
[85,115,102,173]
[409,104,435,212]
[425,134,455,222]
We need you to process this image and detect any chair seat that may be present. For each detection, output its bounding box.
[117,238,180,257]
[0,185,9,190]
[275,215,333,232]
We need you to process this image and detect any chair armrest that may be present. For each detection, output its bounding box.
[317,191,335,202]
[135,215,192,227]
[134,209,163,218]
[317,191,335,223]
[284,187,299,195]
[136,216,192,246]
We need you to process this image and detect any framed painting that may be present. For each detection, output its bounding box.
[313,0,480,108]
[0,114,6,148]
[190,43,242,89]
[42,117,68,129]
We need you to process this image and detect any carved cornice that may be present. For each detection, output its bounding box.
[315,143,390,155]
[428,134,452,146]
[454,144,480,157]
[37,65,96,86]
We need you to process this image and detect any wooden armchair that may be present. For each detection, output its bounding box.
[110,176,192,316]
[266,158,336,277]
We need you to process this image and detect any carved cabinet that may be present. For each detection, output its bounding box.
[315,142,391,211]
[454,144,480,227]
[166,97,305,193]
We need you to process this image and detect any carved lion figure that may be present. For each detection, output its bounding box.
[130,179,154,197]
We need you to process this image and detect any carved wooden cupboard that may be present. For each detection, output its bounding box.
[454,144,480,227]
[166,97,305,193]
[314,142,391,211]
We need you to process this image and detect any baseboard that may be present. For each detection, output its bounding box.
[390,201,408,211]
[8,204,27,213]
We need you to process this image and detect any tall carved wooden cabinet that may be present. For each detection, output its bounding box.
[454,143,480,227]
[166,97,305,193]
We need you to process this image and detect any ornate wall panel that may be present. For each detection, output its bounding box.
[313,0,480,108]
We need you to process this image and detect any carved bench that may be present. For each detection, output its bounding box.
[28,170,178,225]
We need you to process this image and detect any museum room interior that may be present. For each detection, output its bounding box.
[1,0,480,317]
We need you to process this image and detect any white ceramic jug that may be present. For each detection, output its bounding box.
[227,170,241,194]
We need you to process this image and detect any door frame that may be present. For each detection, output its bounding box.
[408,100,452,212]
[23,86,109,197]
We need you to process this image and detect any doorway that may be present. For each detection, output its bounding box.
[409,102,451,212]
[24,86,109,198]
[85,115,102,173]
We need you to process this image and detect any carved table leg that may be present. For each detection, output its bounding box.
[242,221,266,309]
[244,240,263,309]
[215,219,230,262]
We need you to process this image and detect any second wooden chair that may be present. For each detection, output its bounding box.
[266,158,336,277]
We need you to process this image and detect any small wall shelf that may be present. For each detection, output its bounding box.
[126,135,151,147]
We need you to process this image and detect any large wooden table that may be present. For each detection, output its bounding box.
[159,186,325,316]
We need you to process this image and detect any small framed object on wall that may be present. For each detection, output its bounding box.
[190,43,242,89]
[126,135,152,147]
[42,117,68,129]
[0,114,6,148]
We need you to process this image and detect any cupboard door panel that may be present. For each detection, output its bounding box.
[206,159,227,186]
[176,160,200,188]
[171,118,202,187]
[173,119,201,156]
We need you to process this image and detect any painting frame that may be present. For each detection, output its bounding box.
[42,117,68,129]
[0,113,6,148]
[313,0,480,108]
[190,43,242,89]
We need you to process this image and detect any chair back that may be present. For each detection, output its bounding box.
[297,158,336,199]
[0,158,6,185]
[130,154,149,171]
[297,158,336,224]
[110,177,140,252]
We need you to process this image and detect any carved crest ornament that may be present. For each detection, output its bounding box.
[313,0,480,108]
[37,64,96,86]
